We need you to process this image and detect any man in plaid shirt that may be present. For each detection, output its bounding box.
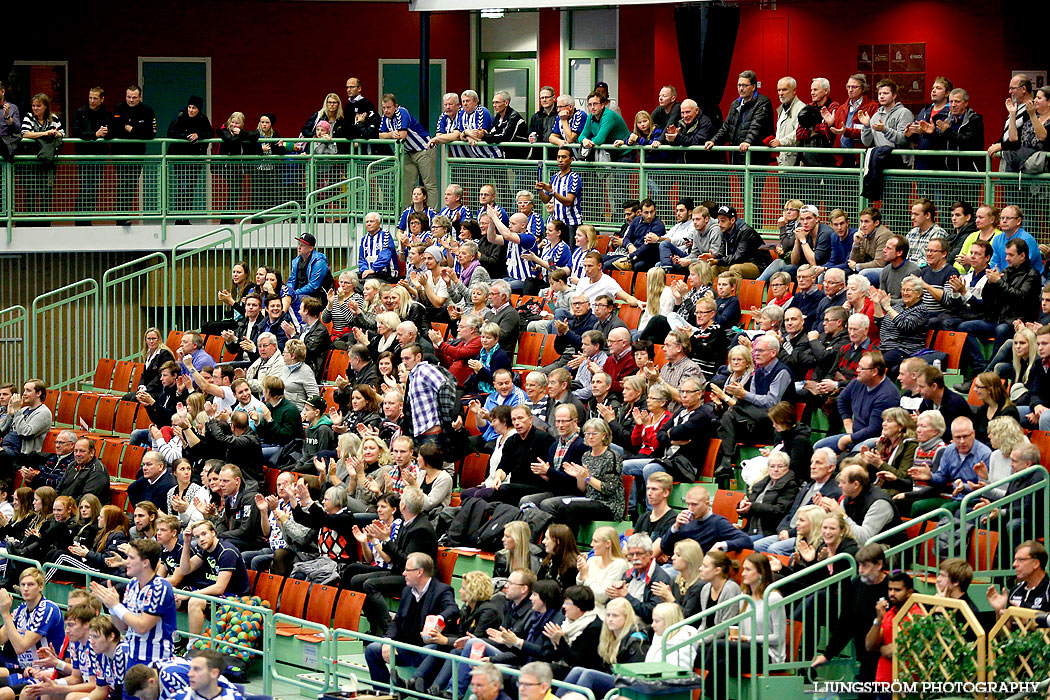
[401,344,458,451]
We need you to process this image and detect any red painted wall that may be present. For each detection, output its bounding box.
[23,2,471,135]
[614,0,1033,147]
[15,0,1036,148]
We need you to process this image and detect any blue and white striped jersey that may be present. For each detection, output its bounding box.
[397,206,438,233]
[505,233,539,281]
[549,170,582,225]
[69,639,93,676]
[12,599,64,668]
[486,204,509,227]
[174,686,245,700]
[381,107,430,152]
[122,574,177,664]
[552,109,587,140]
[525,212,543,239]
[91,641,129,687]
[539,240,571,281]
[154,657,239,700]
[456,107,502,158]
[358,230,399,277]
[436,113,470,158]
[439,205,472,224]
[569,246,591,279]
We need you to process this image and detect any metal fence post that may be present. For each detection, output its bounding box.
[638,146,648,199]
[743,148,753,221]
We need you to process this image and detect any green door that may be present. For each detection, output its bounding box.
[139,59,210,153]
[380,60,444,134]
[485,59,536,117]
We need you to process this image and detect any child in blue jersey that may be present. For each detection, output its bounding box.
[21,603,98,698]
[123,653,239,700]
[0,568,65,695]
[85,615,128,700]
[91,539,177,667]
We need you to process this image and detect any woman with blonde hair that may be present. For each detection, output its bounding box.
[558,597,647,697]
[986,416,1030,484]
[494,521,542,579]
[298,93,346,146]
[576,525,629,607]
[568,225,599,281]
[1003,327,1038,388]
[135,327,175,394]
[636,267,677,342]
[646,601,697,668]
[653,538,705,617]
[217,111,259,214]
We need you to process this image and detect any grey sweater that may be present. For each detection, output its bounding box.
[860,102,914,148]
[698,578,743,637]
[879,260,920,303]
[1,404,53,453]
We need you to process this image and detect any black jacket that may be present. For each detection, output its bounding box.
[204,421,265,488]
[623,564,674,623]
[216,488,263,549]
[711,93,775,147]
[386,579,460,646]
[344,96,380,141]
[224,314,265,363]
[144,383,188,428]
[82,529,129,573]
[943,109,985,173]
[71,105,111,154]
[385,514,439,574]
[485,108,527,146]
[772,425,814,485]
[744,474,800,536]
[655,406,710,480]
[217,124,260,155]
[57,460,111,503]
[167,111,215,155]
[553,616,603,678]
[984,260,1041,324]
[23,518,75,563]
[714,220,766,269]
[657,114,716,164]
[140,347,176,391]
[451,597,504,643]
[297,321,333,380]
[499,427,556,491]
[108,102,156,153]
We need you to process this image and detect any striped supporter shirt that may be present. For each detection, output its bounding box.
[552,109,587,140]
[440,204,472,224]
[457,107,502,158]
[358,230,399,278]
[436,113,470,158]
[539,240,571,281]
[549,170,582,225]
[505,232,539,281]
[382,106,431,152]
[122,573,178,663]
[398,206,438,232]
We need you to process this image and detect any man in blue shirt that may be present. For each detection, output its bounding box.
[991,205,1043,275]
[824,209,856,273]
[815,350,900,453]
[605,198,665,272]
[456,90,501,159]
[906,415,992,515]
[357,212,399,282]
[379,94,438,214]
[288,233,332,303]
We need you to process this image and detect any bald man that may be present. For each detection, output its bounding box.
[487,207,539,294]
[654,98,715,164]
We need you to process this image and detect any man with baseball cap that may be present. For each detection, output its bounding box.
[699,205,766,279]
[289,232,334,302]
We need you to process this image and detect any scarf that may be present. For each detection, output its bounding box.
[561,610,599,644]
[459,259,480,285]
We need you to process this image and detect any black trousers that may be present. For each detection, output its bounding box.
[342,563,406,634]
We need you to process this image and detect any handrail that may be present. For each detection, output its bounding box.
[269,613,333,692]
[39,560,275,694]
[662,591,753,659]
[328,626,598,700]
[958,465,1049,570]
[868,506,955,557]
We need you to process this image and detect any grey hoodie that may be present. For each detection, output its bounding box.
[860,102,915,148]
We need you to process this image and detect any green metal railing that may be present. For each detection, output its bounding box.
[958,465,1050,580]
[30,279,99,390]
[2,138,404,242]
[0,306,28,383]
[868,507,955,582]
[101,253,169,364]
[170,226,238,333]
[305,176,368,273]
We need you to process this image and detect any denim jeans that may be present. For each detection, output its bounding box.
[753,534,796,556]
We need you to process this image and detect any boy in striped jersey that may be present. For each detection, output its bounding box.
[379,95,438,213]
[85,615,127,700]
[176,652,242,700]
[91,539,177,668]
[536,147,582,239]
[124,653,239,700]
[0,569,65,692]
[485,206,539,294]
[13,604,96,699]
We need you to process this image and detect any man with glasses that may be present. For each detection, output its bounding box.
[989,73,1034,166]
[21,429,76,489]
[823,73,877,163]
[990,205,1043,276]
[547,294,598,373]
[987,540,1050,616]
[527,87,558,160]
[704,70,774,160]
[607,532,674,623]
[714,333,791,477]
[904,416,991,517]
[245,332,290,396]
[915,365,970,442]
[815,351,899,454]
[516,663,554,700]
[916,237,959,326]
[364,552,458,687]
[591,294,627,339]
[601,327,637,395]
[686,297,730,377]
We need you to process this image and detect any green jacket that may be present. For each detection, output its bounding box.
[256,398,304,446]
[581,107,630,146]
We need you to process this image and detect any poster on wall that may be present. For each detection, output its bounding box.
[1016,71,1047,89]
[858,45,873,71]
[908,44,926,71]
[873,45,891,72]
[890,45,909,72]
[7,62,68,123]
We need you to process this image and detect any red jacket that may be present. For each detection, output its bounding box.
[437,336,482,384]
[603,349,639,393]
[829,98,878,145]
[631,411,673,455]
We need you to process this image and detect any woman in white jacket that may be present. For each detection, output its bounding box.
[576,525,629,613]
[647,602,697,668]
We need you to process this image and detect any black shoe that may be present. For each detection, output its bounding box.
[954,378,973,395]
[410,678,426,694]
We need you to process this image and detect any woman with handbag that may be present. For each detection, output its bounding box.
[20,93,64,217]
